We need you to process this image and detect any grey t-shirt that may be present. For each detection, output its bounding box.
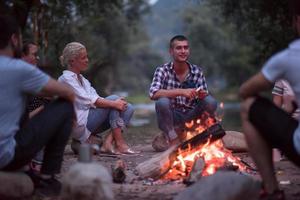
[261,38,300,154]
[0,55,49,168]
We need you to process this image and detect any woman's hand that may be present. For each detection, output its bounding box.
[114,97,128,111]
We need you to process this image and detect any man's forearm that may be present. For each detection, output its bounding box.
[151,89,184,100]
[239,72,273,100]
[39,78,75,102]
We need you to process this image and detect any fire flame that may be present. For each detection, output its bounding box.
[163,112,247,181]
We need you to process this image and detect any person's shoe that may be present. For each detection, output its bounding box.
[260,189,285,200]
[34,176,62,197]
[25,170,62,197]
[71,139,81,155]
[30,160,42,173]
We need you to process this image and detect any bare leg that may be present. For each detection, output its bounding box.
[241,97,279,193]
[100,132,114,152]
[111,127,130,152]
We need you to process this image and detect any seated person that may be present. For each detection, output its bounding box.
[58,42,137,154]
[149,35,217,146]
[21,41,51,172]
[0,15,75,197]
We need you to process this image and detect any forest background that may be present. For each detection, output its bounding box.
[1,0,298,103]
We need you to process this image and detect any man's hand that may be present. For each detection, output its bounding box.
[196,89,208,99]
[181,88,197,98]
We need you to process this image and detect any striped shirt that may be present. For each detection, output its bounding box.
[149,62,208,112]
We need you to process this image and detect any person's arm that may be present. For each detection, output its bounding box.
[94,97,127,111]
[151,88,197,100]
[29,106,44,118]
[38,78,75,102]
[239,72,273,100]
[273,94,283,108]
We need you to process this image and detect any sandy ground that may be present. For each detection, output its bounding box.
[44,138,300,200]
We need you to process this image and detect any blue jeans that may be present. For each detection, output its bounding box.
[155,95,217,140]
[86,95,134,134]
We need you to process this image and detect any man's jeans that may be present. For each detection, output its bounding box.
[155,96,217,140]
[3,99,74,175]
[87,95,134,134]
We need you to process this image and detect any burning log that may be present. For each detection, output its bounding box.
[183,157,205,185]
[136,123,226,179]
[136,145,178,179]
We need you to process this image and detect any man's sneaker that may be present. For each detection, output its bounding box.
[30,160,42,173]
[34,176,62,197]
[260,189,285,200]
[25,170,62,197]
[71,139,81,154]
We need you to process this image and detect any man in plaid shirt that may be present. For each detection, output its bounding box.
[149,35,217,146]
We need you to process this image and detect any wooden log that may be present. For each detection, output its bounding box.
[136,145,178,179]
[183,157,205,185]
[136,124,226,179]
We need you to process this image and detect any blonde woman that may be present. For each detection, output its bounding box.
[58,42,137,154]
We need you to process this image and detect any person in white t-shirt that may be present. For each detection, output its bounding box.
[239,14,300,200]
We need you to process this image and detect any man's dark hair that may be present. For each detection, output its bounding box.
[0,15,20,49]
[22,41,37,55]
[169,35,188,48]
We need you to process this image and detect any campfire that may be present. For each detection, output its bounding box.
[163,111,247,182]
[136,106,249,184]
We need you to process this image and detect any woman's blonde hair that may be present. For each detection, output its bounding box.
[60,42,86,68]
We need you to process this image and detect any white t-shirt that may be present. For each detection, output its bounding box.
[262,38,300,154]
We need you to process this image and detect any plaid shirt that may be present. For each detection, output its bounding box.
[149,62,208,112]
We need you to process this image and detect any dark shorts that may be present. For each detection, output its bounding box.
[249,96,300,166]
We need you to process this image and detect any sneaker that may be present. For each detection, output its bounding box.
[30,160,42,173]
[34,176,62,197]
[260,189,285,200]
[25,170,62,197]
[71,139,81,155]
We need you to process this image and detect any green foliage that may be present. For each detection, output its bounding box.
[209,0,298,60]
[184,2,257,86]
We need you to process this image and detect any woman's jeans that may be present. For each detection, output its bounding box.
[155,95,217,140]
[86,95,134,134]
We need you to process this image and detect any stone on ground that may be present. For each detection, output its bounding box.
[174,171,260,200]
[61,163,114,200]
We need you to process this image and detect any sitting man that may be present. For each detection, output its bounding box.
[149,35,217,146]
[239,12,300,200]
[0,15,75,197]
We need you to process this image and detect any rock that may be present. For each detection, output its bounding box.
[152,133,169,152]
[61,163,114,200]
[0,172,34,199]
[222,131,248,152]
[174,171,260,200]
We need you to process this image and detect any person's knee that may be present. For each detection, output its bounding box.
[203,95,218,113]
[240,97,256,120]
[106,95,119,101]
[126,103,134,115]
[155,97,171,110]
